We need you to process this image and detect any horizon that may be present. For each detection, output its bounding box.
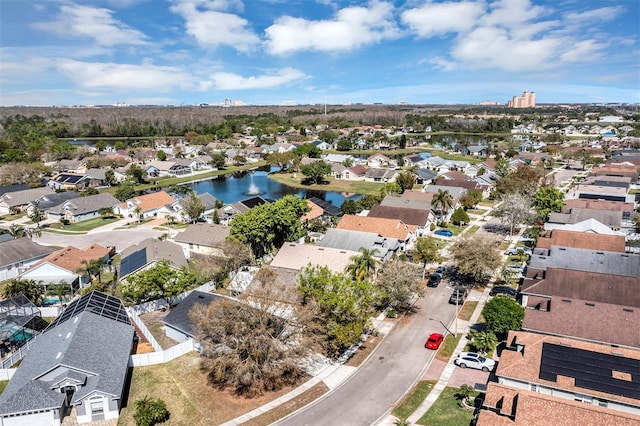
[1,0,639,106]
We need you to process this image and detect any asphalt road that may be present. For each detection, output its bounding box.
[275,281,458,426]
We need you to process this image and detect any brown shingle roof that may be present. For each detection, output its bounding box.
[269,243,358,273]
[479,382,640,426]
[336,214,416,240]
[34,244,110,273]
[121,191,175,213]
[400,190,436,202]
[367,205,430,227]
[563,199,634,214]
[536,230,626,252]
[301,200,324,222]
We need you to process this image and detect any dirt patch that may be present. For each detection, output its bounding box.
[242,382,329,426]
[119,352,309,426]
[139,309,180,350]
[345,333,383,367]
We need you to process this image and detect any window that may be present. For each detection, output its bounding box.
[90,399,104,416]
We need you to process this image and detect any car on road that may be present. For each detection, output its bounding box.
[434,229,453,237]
[425,333,444,350]
[489,286,519,298]
[448,286,468,305]
[427,272,443,287]
[454,352,496,372]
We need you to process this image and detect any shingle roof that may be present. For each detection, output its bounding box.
[401,190,436,202]
[31,244,110,274]
[119,238,187,278]
[32,191,80,210]
[316,228,398,260]
[535,230,626,253]
[527,246,640,277]
[0,238,56,268]
[173,223,230,247]
[0,291,133,415]
[163,291,221,338]
[548,208,622,228]
[47,193,120,215]
[337,215,415,240]
[368,205,430,227]
[563,198,634,214]
[122,191,175,213]
[381,195,432,210]
[301,200,324,222]
[0,187,54,207]
[270,243,358,273]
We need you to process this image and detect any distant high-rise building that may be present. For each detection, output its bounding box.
[508,90,536,108]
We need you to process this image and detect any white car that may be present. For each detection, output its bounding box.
[454,352,496,372]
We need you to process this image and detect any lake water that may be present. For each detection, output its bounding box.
[190,167,363,207]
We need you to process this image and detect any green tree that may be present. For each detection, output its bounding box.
[229,195,310,258]
[28,202,45,228]
[468,329,498,354]
[157,150,167,161]
[210,152,226,169]
[412,236,441,279]
[495,158,511,178]
[346,248,379,281]
[379,182,402,196]
[336,139,353,151]
[104,169,117,186]
[99,207,115,219]
[76,257,107,285]
[120,261,199,305]
[432,189,454,222]
[134,396,169,426]
[127,164,146,184]
[482,296,524,335]
[318,129,338,143]
[1,279,45,305]
[534,186,565,220]
[395,171,415,193]
[265,151,296,172]
[460,190,483,209]
[182,192,205,223]
[300,161,332,184]
[293,144,322,158]
[50,282,72,304]
[450,207,470,226]
[495,164,544,197]
[450,234,503,283]
[633,215,640,233]
[115,184,136,202]
[133,206,143,223]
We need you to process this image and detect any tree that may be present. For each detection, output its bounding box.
[336,139,353,151]
[76,258,106,285]
[379,182,402,196]
[375,259,424,311]
[468,329,498,354]
[395,171,415,193]
[104,169,117,186]
[210,152,226,169]
[1,278,45,305]
[432,189,454,222]
[455,384,475,407]
[50,282,72,304]
[134,396,169,426]
[293,144,321,158]
[265,151,296,172]
[156,150,167,161]
[460,190,483,209]
[115,184,136,202]
[482,296,524,336]
[534,186,565,220]
[182,192,205,223]
[229,195,310,258]
[493,192,534,236]
[345,248,379,281]
[495,158,511,178]
[633,215,640,233]
[28,202,45,228]
[299,266,379,358]
[450,207,470,226]
[127,164,146,184]
[133,206,143,223]
[190,282,310,397]
[450,234,503,283]
[120,261,200,305]
[495,164,544,197]
[99,207,115,219]
[300,161,332,184]
[412,236,441,279]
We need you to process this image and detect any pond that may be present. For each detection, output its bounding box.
[190,167,363,207]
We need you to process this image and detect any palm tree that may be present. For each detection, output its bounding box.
[133,206,143,223]
[346,248,379,281]
[468,329,498,354]
[76,258,106,286]
[432,189,454,223]
[1,278,45,306]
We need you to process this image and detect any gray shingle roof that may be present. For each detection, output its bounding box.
[174,223,230,247]
[0,291,133,415]
[163,291,221,338]
[119,238,187,278]
[527,246,640,277]
[316,228,398,260]
[0,187,54,207]
[368,205,430,227]
[32,191,80,210]
[380,195,432,211]
[0,238,56,268]
[47,193,120,215]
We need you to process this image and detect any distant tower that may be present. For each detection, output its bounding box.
[508,90,535,108]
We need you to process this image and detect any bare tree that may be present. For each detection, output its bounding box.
[493,192,534,236]
[450,234,503,283]
[375,259,424,311]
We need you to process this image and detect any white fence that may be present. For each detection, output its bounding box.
[129,339,196,367]
[126,308,162,352]
[0,369,15,380]
[39,306,62,317]
[0,336,39,369]
[127,281,216,315]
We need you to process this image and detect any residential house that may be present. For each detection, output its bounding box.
[330,163,347,180]
[310,140,332,150]
[47,173,86,191]
[0,187,55,215]
[119,238,187,280]
[300,199,325,223]
[162,291,222,343]
[79,168,109,188]
[270,243,359,273]
[115,191,176,220]
[322,153,356,164]
[172,192,221,223]
[173,223,230,258]
[368,205,433,237]
[591,164,639,182]
[0,238,56,282]
[547,207,623,230]
[563,199,635,222]
[340,165,367,181]
[367,153,394,168]
[26,191,80,216]
[51,159,85,173]
[219,196,270,225]
[565,184,634,203]
[0,291,134,425]
[20,244,113,290]
[0,184,29,198]
[543,218,625,236]
[414,168,438,185]
[526,246,640,278]
[306,197,343,219]
[364,168,398,183]
[316,228,400,261]
[403,153,424,167]
[489,331,640,417]
[534,229,627,255]
[421,156,471,174]
[145,161,192,177]
[46,193,120,223]
[336,215,416,249]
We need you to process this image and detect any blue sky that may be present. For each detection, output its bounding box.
[1,0,638,106]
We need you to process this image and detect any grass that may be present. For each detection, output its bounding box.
[464,225,480,236]
[465,209,484,215]
[0,211,26,221]
[436,334,462,362]
[46,216,121,232]
[0,381,7,396]
[443,224,466,236]
[416,386,479,426]
[268,172,383,196]
[392,380,436,420]
[478,199,496,207]
[457,301,478,322]
[118,352,306,426]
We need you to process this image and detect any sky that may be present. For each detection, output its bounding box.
[1,0,639,107]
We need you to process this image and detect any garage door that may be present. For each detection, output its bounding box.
[3,411,59,426]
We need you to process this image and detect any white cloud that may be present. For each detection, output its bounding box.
[31,3,149,46]
[401,1,485,38]
[481,0,547,29]
[426,57,457,71]
[207,68,308,90]
[265,0,400,55]
[565,6,624,23]
[55,60,195,92]
[170,0,259,52]
[559,39,606,62]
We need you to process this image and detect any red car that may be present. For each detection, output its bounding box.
[425,333,444,350]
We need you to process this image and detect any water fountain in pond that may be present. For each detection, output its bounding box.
[246,175,263,195]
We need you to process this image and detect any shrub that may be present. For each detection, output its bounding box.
[134,396,169,426]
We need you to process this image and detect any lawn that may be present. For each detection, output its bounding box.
[436,334,462,362]
[457,301,478,322]
[118,352,306,426]
[268,172,385,196]
[464,225,480,236]
[392,380,435,420]
[0,380,8,395]
[46,216,121,232]
[478,199,497,207]
[416,386,479,426]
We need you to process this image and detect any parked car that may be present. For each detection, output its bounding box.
[425,333,444,350]
[449,286,468,305]
[435,265,446,274]
[434,229,453,237]
[489,286,519,298]
[454,352,496,372]
[427,272,443,287]
[505,247,532,256]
